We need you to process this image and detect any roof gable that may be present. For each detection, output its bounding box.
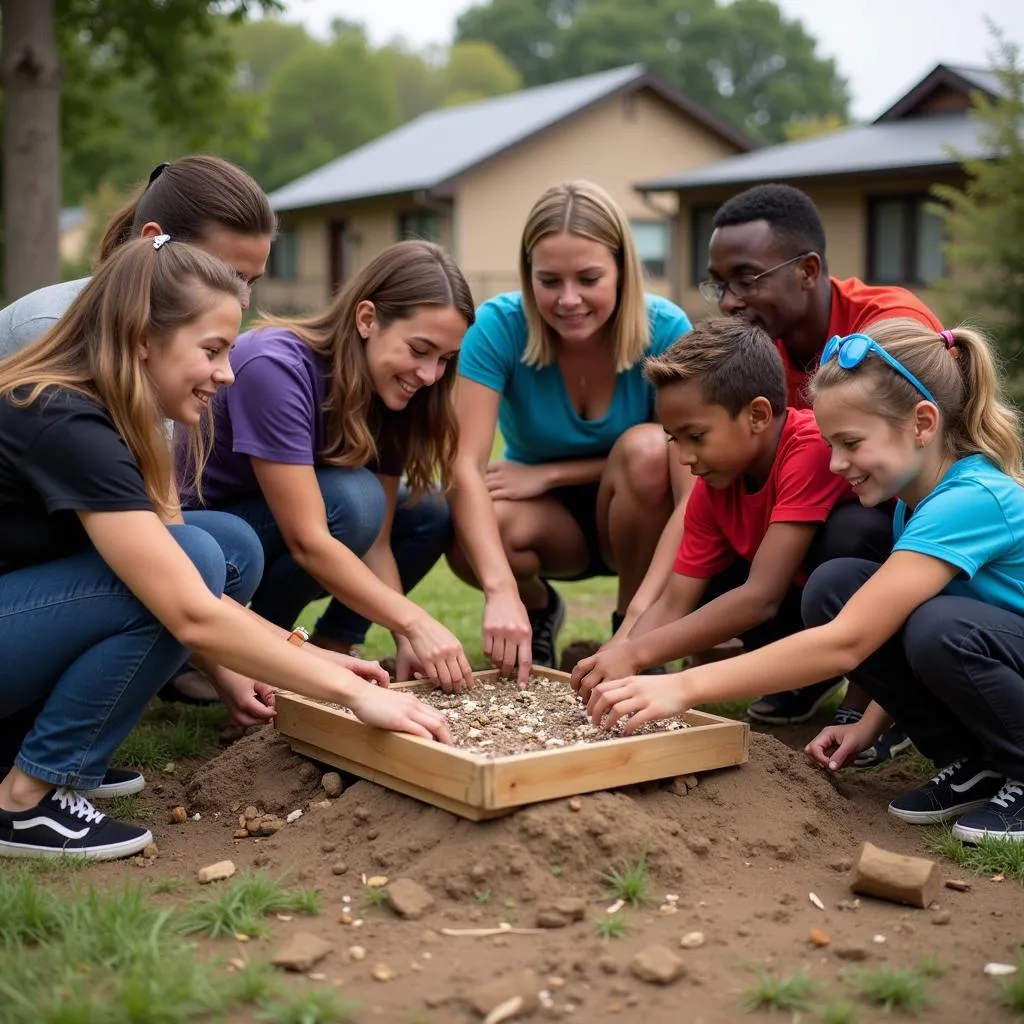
[875,63,1002,123]
[269,64,755,212]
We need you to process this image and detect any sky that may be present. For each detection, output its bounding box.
[278,0,1024,120]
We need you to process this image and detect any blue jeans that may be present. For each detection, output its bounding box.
[0,525,227,789]
[219,467,452,644]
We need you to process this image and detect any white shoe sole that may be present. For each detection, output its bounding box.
[0,828,154,861]
[951,820,1024,844]
[888,797,992,824]
[81,774,146,800]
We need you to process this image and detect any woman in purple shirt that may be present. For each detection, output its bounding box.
[180,241,475,691]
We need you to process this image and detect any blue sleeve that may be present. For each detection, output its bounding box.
[458,293,524,394]
[646,296,692,357]
[894,478,1017,577]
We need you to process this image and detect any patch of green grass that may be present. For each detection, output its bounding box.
[107,792,153,821]
[177,871,321,940]
[997,955,1024,1012]
[474,889,493,904]
[364,885,388,907]
[223,958,284,1006]
[0,868,66,947]
[594,914,628,939]
[152,876,189,895]
[550,864,563,876]
[113,703,225,769]
[927,824,1024,882]
[742,967,816,1013]
[820,1003,858,1024]
[257,989,360,1024]
[845,966,933,1015]
[915,954,948,979]
[601,847,651,907]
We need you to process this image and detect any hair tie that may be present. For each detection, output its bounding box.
[940,329,956,349]
[152,234,171,250]
[148,162,171,187]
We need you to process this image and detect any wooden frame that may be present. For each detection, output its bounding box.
[275,669,749,820]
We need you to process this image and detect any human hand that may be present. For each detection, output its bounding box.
[482,589,532,687]
[585,672,692,734]
[805,722,875,771]
[311,647,390,687]
[210,668,278,727]
[404,615,475,693]
[571,644,640,697]
[346,685,453,744]
[484,460,551,501]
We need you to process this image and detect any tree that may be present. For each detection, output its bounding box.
[0,0,281,301]
[441,41,521,107]
[455,0,849,143]
[931,33,1024,363]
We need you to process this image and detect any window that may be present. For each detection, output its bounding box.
[398,211,441,243]
[867,196,945,285]
[690,204,718,285]
[267,228,298,280]
[630,220,670,279]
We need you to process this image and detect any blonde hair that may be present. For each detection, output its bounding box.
[810,317,1024,482]
[0,238,246,518]
[255,240,474,495]
[519,180,649,371]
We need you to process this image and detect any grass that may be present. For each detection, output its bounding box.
[601,846,651,907]
[927,824,1024,882]
[112,702,226,770]
[107,792,153,821]
[594,914,628,939]
[256,990,360,1024]
[742,967,817,1013]
[363,884,388,907]
[819,1003,858,1024]
[844,966,933,1015]
[474,889,494,904]
[997,956,1024,1013]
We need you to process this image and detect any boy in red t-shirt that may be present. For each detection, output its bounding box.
[572,317,853,716]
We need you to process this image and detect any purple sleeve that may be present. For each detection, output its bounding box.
[226,352,318,464]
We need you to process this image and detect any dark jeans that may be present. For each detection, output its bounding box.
[220,467,452,644]
[802,558,1024,779]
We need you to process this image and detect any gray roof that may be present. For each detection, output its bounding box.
[268,64,753,212]
[946,65,1004,98]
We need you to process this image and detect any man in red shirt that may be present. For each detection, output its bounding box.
[698,183,942,758]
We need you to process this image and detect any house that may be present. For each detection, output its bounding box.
[635,64,1003,315]
[256,64,755,312]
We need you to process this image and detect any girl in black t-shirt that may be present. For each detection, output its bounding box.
[0,238,452,862]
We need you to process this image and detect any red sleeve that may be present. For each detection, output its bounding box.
[770,432,852,524]
[861,305,942,332]
[674,480,734,577]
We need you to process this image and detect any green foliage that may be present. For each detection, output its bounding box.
[931,31,1024,362]
[594,913,628,939]
[257,989,361,1024]
[819,1003,858,1024]
[474,889,494,903]
[998,956,1024,1012]
[455,0,849,142]
[844,966,933,1014]
[741,966,816,1012]
[112,702,224,769]
[364,885,389,907]
[601,847,651,906]
[927,823,1024,881]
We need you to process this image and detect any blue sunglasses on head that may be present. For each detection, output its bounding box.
[820,333,936,404]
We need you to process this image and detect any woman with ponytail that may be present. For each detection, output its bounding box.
[582,317,1024,844]
[0,239,451,862]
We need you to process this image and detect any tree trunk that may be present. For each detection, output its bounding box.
[1,0,62,301]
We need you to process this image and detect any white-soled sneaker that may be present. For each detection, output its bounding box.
[952,779,1024,843]
[888,758,1004,824]
[1,766,145,800]
[0,788,153,860]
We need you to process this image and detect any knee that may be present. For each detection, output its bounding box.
[607,424,671,507]
[183,510,265,604]
[801,557,878,628]
[168,524,228,597]
[400,486,452,545]
[319,467,387,554]
[903,599,974,681]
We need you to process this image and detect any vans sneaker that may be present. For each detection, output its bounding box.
[746,680,841,725]
[888,758,1004,824]
[529,583,566,669]
[0,788,153,860]
[1,766,145,800]
[952,779,1024,843]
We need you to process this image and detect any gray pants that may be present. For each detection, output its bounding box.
[802,558,1024,779]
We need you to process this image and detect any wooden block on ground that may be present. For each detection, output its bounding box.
[849,841,941,908]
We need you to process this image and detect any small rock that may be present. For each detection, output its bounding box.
[597,954,618,975]
[258,817,285,836]
[285,809,303,824]
[367,828,379,840]
[679,931,705,949]
[668,777,690,797]
[830,857,853,872]
[682,774,699,791]
[169,806,187,824]
[142,843,159,859]
[321,772,343,798]
[197,860,236,884]
[945,878,972,892]
[469,969,541,1017]
[372,963,397,982]
[354,807,371,823]
[629,946,685,985]
[331,861,348,876]
[297,762,318,782]
[808,929,830,948]
[534,898,586,929]
[872,934,887,944]
[685,835,711,856]
[932,910,952,926]
[339,911,354,925]
[347,945,366,962]
[233,829,249,840]
[244,805,259,819]
[272,932,334,972]
[837,899,860,912]
[321,842,336,853]
[736,925,752,937]
[568,798,582,812]
[366,875,388,887]
[834,945,869,962]
[386,878,435,919]
[470,862,489,881]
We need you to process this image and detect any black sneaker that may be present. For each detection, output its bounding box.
[854,725,913,769]
[746,680,841,725]
[952,780,1024,843]
[888,758,1004,825]
[1,766,145,800]
[529,582,565,669]
[0,788,153,860]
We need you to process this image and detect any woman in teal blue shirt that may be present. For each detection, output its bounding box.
[449,180,693,681]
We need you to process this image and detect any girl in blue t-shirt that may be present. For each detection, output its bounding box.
[583,317,1024,843]
[449,180,694,682]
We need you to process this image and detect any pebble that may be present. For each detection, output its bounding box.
[271,933,334,973]
[331,861,349,875]
[679,931,705,949]
[386,878,435,920]
[347,945,367,962]
[366,875,388,887]
[736,925,752,937]
[945,878,972,892]
[371,963,397,982]
[629,945,685,985]
[321,772,343,798]
[931,910,952,926]
[568,798,582,812]
[197,860,236,885]
[233,829,249,839]
[830,856,853,872]
[367,829,379,840]
[597,954,618,975]
[321,842,336,854]
[834,945,869,962]
[685,835,711,856]
[808,929,830,948]
[142,843,159,859]
[169,806,187,824]
[872,934,887,944]
[535,898,586,929]
[285,809,303,824]
[339,912,354,925]
[244,805,258,819]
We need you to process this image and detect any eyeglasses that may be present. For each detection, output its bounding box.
[820,333,936,403]
[698,252,814,304]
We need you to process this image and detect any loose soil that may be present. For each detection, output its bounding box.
[79,720,1024,1023]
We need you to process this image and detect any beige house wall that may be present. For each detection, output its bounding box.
[452,89,744,303]
[668,172,966,321]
